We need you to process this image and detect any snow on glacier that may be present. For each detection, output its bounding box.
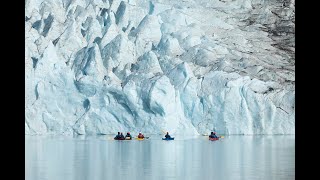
[25,0,295,135]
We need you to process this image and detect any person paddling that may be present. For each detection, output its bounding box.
[137,132,144,138]
[114,132,121,140]
[165,132,171,139]
[119,132,125,139]
[209,132,219,138]
[125,132,132,140]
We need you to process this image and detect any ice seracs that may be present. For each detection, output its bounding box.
[25,0,295,135]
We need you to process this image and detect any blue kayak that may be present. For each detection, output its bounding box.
[162,137,174,140]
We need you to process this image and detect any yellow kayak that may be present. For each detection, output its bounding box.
[135,137,149,140]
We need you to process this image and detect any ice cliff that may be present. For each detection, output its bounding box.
[25,0,295,135]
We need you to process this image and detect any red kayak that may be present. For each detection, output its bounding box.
[209,137,219,141]
[114,138,125,140]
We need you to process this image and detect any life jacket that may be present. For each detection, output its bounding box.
[138,134,144,138]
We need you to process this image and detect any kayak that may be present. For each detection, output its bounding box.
[209,137,219,141]
[135,137,149,140]
[114,138,125,140]
[114,137,131,140]
[162,137,174,140]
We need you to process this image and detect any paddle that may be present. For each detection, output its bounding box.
[107,136,114,140]
[206,134,224,139]
[161,129,167,135]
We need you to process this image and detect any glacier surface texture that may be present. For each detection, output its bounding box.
[25,0,295,135]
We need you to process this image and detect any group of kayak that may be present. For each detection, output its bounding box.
[114,132,143,140]
[114,131,220,141]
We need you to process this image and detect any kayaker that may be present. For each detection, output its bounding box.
[125,132,132,140]
[114,132,121,140]
[119,132,125,139]
[165,132,171,139]
[209,132,218,138]
[137,132,144,138]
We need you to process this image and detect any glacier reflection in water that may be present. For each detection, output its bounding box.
[25,135,295,180]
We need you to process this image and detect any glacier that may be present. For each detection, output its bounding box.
[25,0,295,135]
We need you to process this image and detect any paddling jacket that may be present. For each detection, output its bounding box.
[125,134,132,139]
[114,135,125,139]
[165,134,171,138]
[209,134,218,138]
[138,134,144,138]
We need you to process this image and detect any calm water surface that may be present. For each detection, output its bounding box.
[25,135,295,180]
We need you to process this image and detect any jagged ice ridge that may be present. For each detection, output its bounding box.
[25,0,295,135]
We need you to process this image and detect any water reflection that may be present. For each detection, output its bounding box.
[25,135,295,180]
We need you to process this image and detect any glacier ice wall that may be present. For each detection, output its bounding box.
[25,0,295,135]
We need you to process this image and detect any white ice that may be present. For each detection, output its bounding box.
[25,0,295,135]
